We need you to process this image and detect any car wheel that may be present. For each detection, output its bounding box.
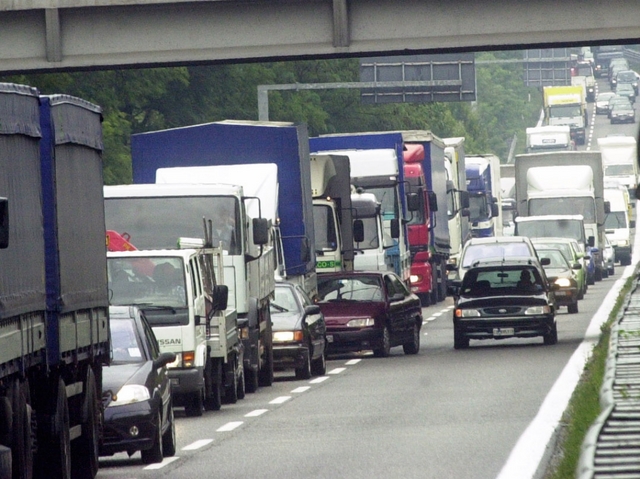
[602,267,609,279]
[402,321,421,355]
[184,390,204,417]
[453,327,469,349]
[245,367,259,394]
[310,350,326,376]
[295,350,312,380]
[236,367,246,400]
[141,412,163,465]
[417,293,430,307]
[587,273,595,286]
[595,267,603,281]
[609,265,615,275]
[373,326,391,358]
[578,285,584,300]
[543,322,558,345]
[162,401,176,457]
[568,301,579,314]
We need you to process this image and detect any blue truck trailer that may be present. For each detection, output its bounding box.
[0,84,109,479]
[465,154,502,238]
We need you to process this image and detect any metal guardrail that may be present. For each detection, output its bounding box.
[578,271,640,478]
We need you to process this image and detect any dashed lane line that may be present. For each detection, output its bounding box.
[269,396,291,405]
[328,367,346,375]
[309,376,329,384]
[143,457,180,470]
[217,421,243,432]
[345,359,361,365]
[245,409,269,417]
[182,439,213,451]
[291,386,311,393]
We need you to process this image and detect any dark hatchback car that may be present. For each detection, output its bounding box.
[317,271,423,357]
[271,282,327,379]
[451,258,558,349]
[536,247,580,314]
[101,306,177,464]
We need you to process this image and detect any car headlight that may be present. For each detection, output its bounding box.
[524,305,551,315]
[554,277,572,288]
[346,318,375,327]
[108,385,151,407]
[455,308,480,318]
[272,331,304,342]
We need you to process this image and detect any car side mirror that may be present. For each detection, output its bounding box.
[154,351,177,369]
[572,263,582,270]
[540,257,551,266]
[304,305,321,316]
[448,279,462,297]
[389,292,405,302]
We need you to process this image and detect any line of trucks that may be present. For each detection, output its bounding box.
[0,77,537,477]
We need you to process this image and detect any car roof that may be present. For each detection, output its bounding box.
[466,257,543,270]
[464,235,532,246]
[317,270,390,280]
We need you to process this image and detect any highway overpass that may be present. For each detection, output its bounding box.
[1,0,640,73]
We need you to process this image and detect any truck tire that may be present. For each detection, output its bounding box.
[244,368,259,394]
[429,264,439,304]
[236,367,246,400]
[36,378,71,479]
[258,306,274,387]
[223,357,238,405]
[71,368,99,479]
[437,261,447,302]
[0,445,11,479]
[184,391,203,417]
[203,359,222,412]
[10,379,34,479]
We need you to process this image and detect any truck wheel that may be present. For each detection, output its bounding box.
[36,378,71,479]
[10,379,34,479]
[71,368,100,479]
[140,412,163,465]
[417,293,430,307]
[223,359,238,405]
[258,308,274,387]
[429,265,439,304]
[245,367,259,394]
[203,359,222,412]
[184,391,204,417]
[236,367,246,400]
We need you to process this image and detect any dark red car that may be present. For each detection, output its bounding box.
[316,271,423,357]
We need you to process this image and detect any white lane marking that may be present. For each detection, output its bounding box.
[433,312,444,317]
[498,208,640,479]
[345,359,361,365]
[217,421,243,432]
[269,396,291,405]
[424,316,437,322]
[182,439,213,451]
[245,409,269,417]
[144,457,180,469]
[310,376,329,384]
[444,305,454,310]
[291,386,310,393]
[328,367,346,375]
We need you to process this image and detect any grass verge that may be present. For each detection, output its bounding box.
[544,274,636,479]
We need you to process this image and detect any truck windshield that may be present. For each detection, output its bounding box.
[516,220,584,242]
[313,204,338,252]
[468,195,489,223]
[363,186,398,221]
[108,256,189,326]
[528,197,596,223]
[105,196,241,254]
[549,105,582,118]
[354,217,379,250]
[605,164,634,176]
[605,211,628,229]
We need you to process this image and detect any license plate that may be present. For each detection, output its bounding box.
[493,327,514,337]
[326,335,334,343]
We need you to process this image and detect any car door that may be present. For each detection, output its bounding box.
[295,286,326,360]
[390,273,421,341]
[384,274,409,344]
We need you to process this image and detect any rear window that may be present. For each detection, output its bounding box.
[461,266,544,296]
[461,243,532,268]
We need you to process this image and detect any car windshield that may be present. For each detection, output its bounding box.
[461,266,545,296]
[271,286,301,314]
[461,243,532,268]
[537,249,570,270]
[110,318,145,363]
[533,241,572,263]
[317,276,383,302]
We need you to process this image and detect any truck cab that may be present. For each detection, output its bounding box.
[465,155,502,238]
[351,191,394,273]
[107,244,240,416]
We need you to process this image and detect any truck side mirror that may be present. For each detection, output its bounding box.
[390,218,400,239]
[459,191,470,209]
[406,193,420,212]
[427,191,438,212]
[491,203,499,218]
[0,198,8,249]
[252,218,269,245]
[353,219,364,243]
[212,284,229,311]
[588,236,595,248]
[461,208,470,218]
[631,220,636,228]
[604,201,611,214]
